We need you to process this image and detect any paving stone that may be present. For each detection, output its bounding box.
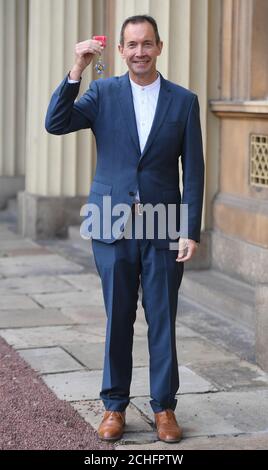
[132,389,268,438]
[0,254,83,277]
[178,366,217,394]
[129,368,150,397]
[177,296,200,315]
[0,295,39,310]
[203,389,268,433]
[42,367,153,402]
[178,300,255,363]
[117,432,268,450]
[18,346,84,374]
[132,397,239,439]
[126,366,214,398]
[0,324,105,349]
[63,342,105,370]
[62,304,174,339]
[61,304,195,339]
[190,360,268,391]
[133,319,149,337]
[0,238,38,256]
[59,273,102,291]
[0,308,76,328]
[177,337,238,366]
[31,290,104,308]
[71,400,153,433]
[116,432,158,446]
[0,275,72,294]
[132,337,218,367]
[37,237,96,271]
[42,369,103,401]
[63,338,150,371]
[42,363,215,402]
[61,305,148,337]
[176,324,202,338]
[4,247,53,257]
[132,339,149,366]
[60,306,106,324]
[136,304,200,339]
[0,229,21,240]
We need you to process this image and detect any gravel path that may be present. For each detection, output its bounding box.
[0,337,114,450]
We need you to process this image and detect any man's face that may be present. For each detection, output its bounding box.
[118,21,163,79]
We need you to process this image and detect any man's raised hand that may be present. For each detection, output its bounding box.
[69,39,103,80]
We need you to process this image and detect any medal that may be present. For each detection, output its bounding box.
[93,35,107,78]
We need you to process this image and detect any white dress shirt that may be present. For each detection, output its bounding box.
[129,73,160,154]
[129,73,160,201]
[67,72,161,202]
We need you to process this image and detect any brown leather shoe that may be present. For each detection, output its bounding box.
[98,411,126,441]
[155,409,182,443]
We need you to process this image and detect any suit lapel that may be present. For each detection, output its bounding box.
[118,72,141,155]
[118,72,173,160]
[140,74,172,161]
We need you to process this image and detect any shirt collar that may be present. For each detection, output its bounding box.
[129,72,160,91]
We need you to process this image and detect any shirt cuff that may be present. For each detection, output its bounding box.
[68,78,80,84]
[67,71,81,83]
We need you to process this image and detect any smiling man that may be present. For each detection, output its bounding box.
[118,20,162,85]
[45,15,204,444]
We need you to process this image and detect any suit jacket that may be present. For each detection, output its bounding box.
[45,71,204,248]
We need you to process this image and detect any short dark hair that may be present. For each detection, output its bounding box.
[119,15,161,46]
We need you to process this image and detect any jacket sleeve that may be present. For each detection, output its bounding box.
[45,74,99,135]
[181,95,205,243]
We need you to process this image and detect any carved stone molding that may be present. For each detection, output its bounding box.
[210,100,268,118]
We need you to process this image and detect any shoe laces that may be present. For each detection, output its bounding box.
[157,409,177,424]
[106,411,125,422]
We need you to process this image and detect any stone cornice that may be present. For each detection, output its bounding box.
[209,100,268,118]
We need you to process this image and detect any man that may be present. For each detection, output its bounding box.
[45,15,204,443]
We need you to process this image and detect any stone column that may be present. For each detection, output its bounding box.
[0,0,27,209]
[256,284,268,372]
[210,0,268,281]
[18,0,95,238]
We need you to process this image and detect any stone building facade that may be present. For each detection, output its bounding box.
[0,0,267,369]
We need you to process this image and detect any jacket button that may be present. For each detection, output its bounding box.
[129,191,135,196]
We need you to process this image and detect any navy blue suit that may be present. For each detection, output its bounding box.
[45,71,204,412]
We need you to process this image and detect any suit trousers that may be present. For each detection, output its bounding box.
[91,211,184,413]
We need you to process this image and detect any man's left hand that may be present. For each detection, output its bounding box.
[176,238,198,263]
